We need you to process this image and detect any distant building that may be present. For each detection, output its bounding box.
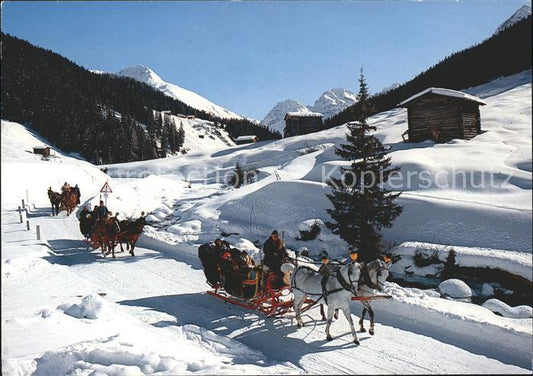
[235,135,259,145]
[284,112,323,138]
[33,146,50,158]
[398,88,486,143]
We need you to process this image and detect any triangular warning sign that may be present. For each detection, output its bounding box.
[100,182,112,193]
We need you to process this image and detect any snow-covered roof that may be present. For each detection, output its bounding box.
[398,87,487,107]
[285,111,323,118]
[235,135,258,141]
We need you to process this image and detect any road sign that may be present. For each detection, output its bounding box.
[100,182,112,194]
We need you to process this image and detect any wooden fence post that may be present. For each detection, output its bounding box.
[36,225,41,240]
[19,206,23,223]
[22,199,25,208]
[26,220,30,231]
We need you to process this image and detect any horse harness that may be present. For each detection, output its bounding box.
[360,261,388,290]
[292,263,359,305]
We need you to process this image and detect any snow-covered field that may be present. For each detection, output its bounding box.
[2,70,532,374]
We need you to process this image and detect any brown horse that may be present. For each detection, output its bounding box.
[116,215,146,256]
[47,188,61,216]
[60,188,79,216]
[92,217,121,257]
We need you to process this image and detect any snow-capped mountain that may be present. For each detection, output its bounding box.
[260,99,310,135]
[261,88,357,135]
[309,88,357,119]
[494,4,531,35]
[117,65,243,120]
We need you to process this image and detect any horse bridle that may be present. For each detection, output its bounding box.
[375,261,389,289]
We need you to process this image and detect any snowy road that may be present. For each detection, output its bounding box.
[2,207,529,374]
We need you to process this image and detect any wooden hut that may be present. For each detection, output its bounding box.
[398,88,486,143]
[235,135,259,145]
[284,112,323,138]
[33,146,50,158]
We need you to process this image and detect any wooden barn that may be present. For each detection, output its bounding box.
[284,112,323,138]
[235,135,259,145]
[398,88,486,143]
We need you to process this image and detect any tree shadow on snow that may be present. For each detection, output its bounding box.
[119,292,358,367]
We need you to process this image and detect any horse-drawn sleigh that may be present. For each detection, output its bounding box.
[199,242,391,344]
[86,214,147,258]
[48,186,79,216]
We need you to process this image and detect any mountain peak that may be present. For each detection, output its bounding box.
[116,65,243,120]
[494,4,531,35]
[116,65,164,86]
[310,88,357,119]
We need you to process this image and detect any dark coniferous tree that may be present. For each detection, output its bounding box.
[176,122,185,151]
[326,69,403,262]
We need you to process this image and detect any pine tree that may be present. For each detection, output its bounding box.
[229,162,245,188]
[326,68,403,262]
[176,122,185,151]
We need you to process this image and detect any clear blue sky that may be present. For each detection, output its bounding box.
[1,1,527,120]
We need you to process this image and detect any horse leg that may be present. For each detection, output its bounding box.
[293,293,306,328]
[320,304,326,321]
[325,305,336,341]
[341,304,359,345]
[359,304,367,332]
[129,241,135,256]
[366,303,375,335]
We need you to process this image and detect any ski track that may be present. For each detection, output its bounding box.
[2,206,529,374]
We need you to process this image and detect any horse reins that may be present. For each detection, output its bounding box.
[291,263,359,304]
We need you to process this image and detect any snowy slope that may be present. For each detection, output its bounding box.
[494,4,531,35]
[117,65,243,120]
[2,70,532,374]
[159,113,236,154]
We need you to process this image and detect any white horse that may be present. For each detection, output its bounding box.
[356,258,391,335]
[291,261,362,344]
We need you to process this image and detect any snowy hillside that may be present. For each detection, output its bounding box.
[261,89,357,135]
[159,112,236,154]
[494,4,531,35]
[117,65,243,120]
[2,70,532,374]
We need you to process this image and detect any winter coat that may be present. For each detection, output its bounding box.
[96,205,109,220]
[263,237,287,274]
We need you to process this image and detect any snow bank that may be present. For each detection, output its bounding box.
[482,299,533,319]
[390,241,533,281]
